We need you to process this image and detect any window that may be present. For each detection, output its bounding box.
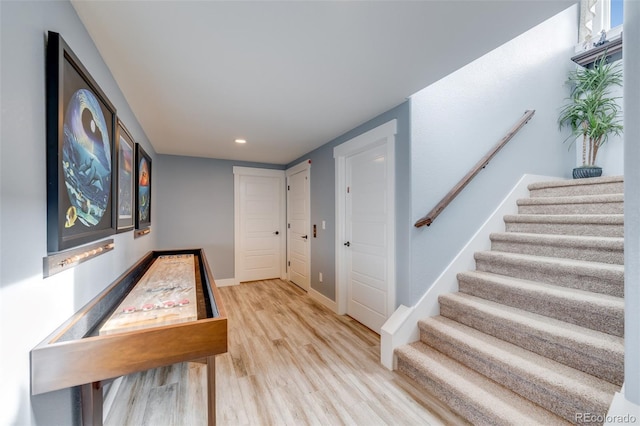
[590,0,623,40]
[610,0,623,29]
[574,0,623,66]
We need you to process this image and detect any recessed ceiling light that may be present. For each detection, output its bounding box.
[235,139,247,144]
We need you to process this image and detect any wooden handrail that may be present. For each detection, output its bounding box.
[414,110,535,228]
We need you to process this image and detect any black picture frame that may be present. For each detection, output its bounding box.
[115,120,135,233]
[135,144,151,232]
[46,31,117,253]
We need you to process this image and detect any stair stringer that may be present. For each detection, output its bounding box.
[381,174,560,369]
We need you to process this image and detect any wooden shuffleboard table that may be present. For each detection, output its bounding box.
[30,249,227,426]
[100,254,198,336]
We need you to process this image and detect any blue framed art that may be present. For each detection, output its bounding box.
[46,31,116,252]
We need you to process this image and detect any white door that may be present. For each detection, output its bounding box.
[335,120,396,334]
[286,161,310,291]
[234,167,286,283]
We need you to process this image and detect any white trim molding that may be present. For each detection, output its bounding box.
[605,389,640,425]
[214,278,236,287]
[334,119,397,325]
[286,160,311,291]
[233,166,287,283]
[308,287,338,313]
[286,159,311,176]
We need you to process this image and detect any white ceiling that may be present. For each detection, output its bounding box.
[71,0,575,165]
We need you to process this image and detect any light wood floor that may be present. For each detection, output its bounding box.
[106,279,463,425]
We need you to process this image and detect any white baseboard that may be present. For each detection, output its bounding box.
[380,174,560,370]
[605,389,640,425]
[215,278,237,287]
[309,287,338,313]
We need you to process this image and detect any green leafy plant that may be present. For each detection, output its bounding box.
[558,55,623,167]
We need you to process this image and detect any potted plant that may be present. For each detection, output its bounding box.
[558,55,623,179]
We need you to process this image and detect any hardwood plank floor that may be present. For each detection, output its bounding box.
[105,279,464,425]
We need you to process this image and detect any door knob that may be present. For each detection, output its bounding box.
[302,235,308,239]
[344,241,351,247]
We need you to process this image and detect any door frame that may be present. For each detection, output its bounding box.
[286,159,311,291]
[233,166,287,284]
[334,119,397,318]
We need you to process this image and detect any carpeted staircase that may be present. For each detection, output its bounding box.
[395,176,624,425]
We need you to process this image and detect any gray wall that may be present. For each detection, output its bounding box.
[155,102,410,304]
[624,0,640,405]
[409,6,578,303]
[155,155,283,279]
[287,101,412,304]
[151,104,411,309]
[0,2,157,424]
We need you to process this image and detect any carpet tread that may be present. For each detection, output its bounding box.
[456,271,624,336]
[418,316,619,421]
[438,292,623,384]
[396,342,571,425]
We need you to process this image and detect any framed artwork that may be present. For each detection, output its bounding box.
[46,31,116,252]
[115,120,135,233]
[135,144,152,232]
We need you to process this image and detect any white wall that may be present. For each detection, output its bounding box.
[408,5,578,303]
[574,73,624,175]
[0,2,157,424]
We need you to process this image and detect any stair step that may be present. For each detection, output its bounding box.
[474,251,624,297]
[504,214,623,237]
[457,270,624,337]
[489,232,623,265]
[528,176,623,198]
[398,177,625,424]
[517,194,624,215]
[395,342,570,425]
[438,293,624,385]
[418,316,620,422]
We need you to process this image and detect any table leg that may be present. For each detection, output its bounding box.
[81,381,103,426]
[207,356,216,426]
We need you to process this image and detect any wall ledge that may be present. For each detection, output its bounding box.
[572,35,623,67]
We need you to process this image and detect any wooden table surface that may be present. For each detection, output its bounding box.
[100,254,198,335]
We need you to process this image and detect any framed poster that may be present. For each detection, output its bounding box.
[115,120,134,233]
[46,31,116,252]
[135,144,151,232]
